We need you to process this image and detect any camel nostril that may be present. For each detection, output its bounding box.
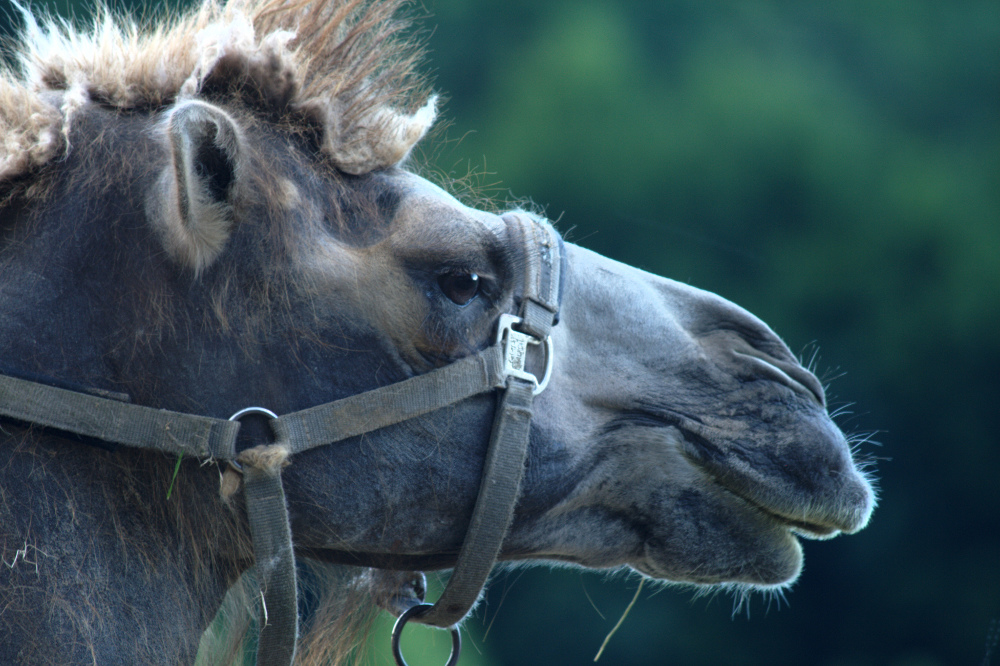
[734,350,826,408]
[788,364,827,408]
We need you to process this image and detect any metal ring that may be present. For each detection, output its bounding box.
[227,407,279,472]
[533,334,555,395]
[391,604,461,666]
[228,406,278,422]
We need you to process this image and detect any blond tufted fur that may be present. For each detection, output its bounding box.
[0,0,435,181]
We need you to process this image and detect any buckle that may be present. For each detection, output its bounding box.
[495,314,554,395]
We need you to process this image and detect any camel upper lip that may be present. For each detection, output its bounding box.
[676,431,861,538]
[685,448,844,538]
[605,409,850,538]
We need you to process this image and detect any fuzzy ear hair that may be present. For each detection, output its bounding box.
[154,100,242,274]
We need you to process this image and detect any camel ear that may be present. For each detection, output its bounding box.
[155,100,241,274]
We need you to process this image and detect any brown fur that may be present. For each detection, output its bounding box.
[238,443,291,473]
[0,0,435,181]
[0,3,439,663]
[0,429,256,665]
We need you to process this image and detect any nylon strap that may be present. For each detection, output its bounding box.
[513,213,561,338]
[413,377,536,628]
[410,214,561,628]
[0,344,504,462]
[275,345,505,455]
[0,373,240,458]
[243,457,299,666]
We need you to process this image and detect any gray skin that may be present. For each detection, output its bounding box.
[0,100,874,664]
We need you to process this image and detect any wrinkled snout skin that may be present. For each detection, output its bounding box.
[509,243,875,587]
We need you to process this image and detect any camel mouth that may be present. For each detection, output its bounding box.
[605,410,871,539]
[637,415,859,538]
[741,499,840,539]
[678,434,868,539]
[690,458,845,540]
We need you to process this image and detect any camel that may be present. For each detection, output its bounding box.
[0,1,875,664]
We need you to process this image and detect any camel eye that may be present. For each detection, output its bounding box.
[438,272,480,306]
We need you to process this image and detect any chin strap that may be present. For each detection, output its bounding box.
[0,214,561,666]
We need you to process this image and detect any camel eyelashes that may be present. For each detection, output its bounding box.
[438,271,480,305]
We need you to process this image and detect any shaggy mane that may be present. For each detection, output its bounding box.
[0,0,436,180]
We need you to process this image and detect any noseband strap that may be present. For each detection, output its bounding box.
[0,213,562,666]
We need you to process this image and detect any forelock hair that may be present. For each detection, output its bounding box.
[0,0,436,180]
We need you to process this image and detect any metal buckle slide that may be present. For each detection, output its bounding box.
[495,313,554,395]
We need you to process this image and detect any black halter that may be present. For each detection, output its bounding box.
[0,213,562,666]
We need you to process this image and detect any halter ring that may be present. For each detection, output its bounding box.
[226,406,279,472]
[391,603,461,666]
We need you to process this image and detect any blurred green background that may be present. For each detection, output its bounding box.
[422,4,1000,663]
[3,0,997,664]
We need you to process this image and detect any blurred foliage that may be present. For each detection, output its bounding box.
[423,1,999,664]
[2,0,997,664]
